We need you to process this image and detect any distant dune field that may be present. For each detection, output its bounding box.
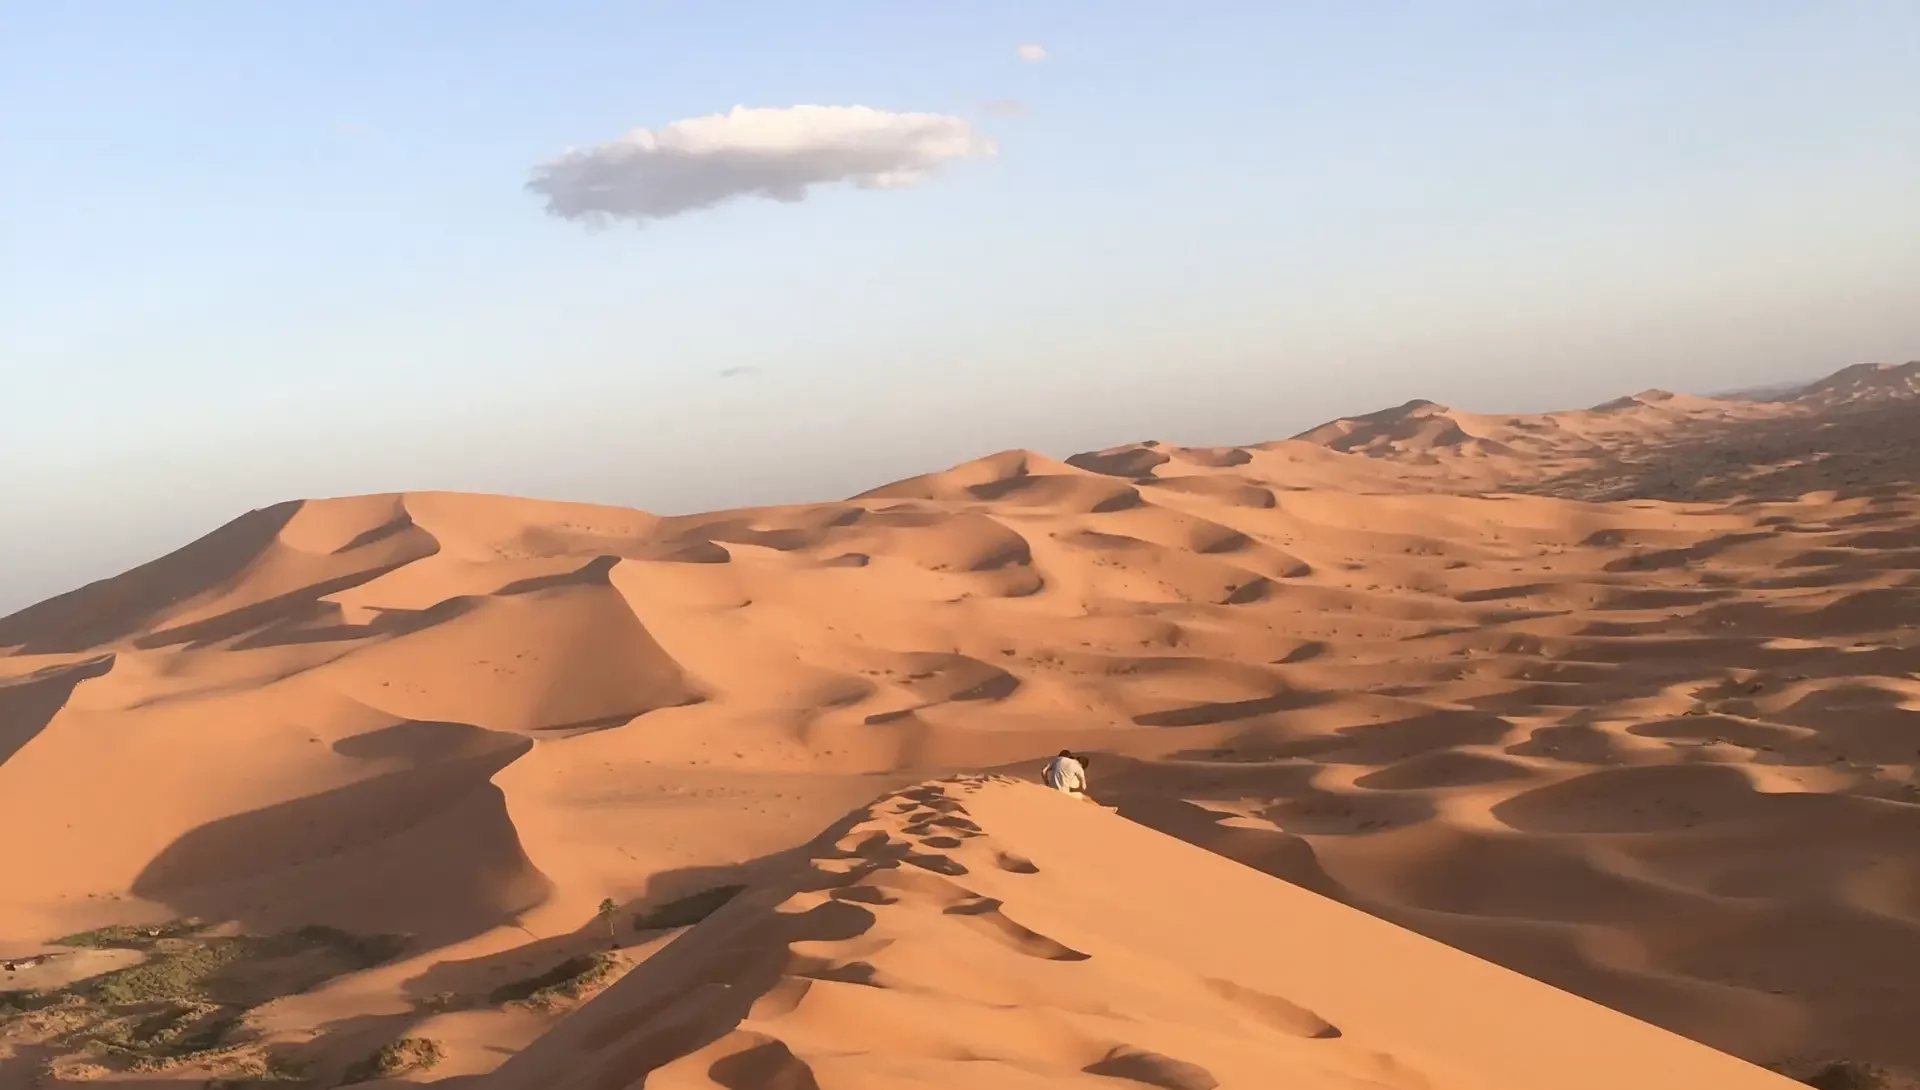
[3,361,1918,1088]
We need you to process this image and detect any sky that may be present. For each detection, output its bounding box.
[4,1,1919,613]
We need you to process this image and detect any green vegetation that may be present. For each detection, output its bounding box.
[52,918,205,948]
[73,924,408,1008]
[83,938,253,1006]
[632,884,745,932]
[1,990,37,1017]
[4,919,411,1078]
[488,951,620,1009]
[84,1001,249,1070]
[341,1036,443,1085]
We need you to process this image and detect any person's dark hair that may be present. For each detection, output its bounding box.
[1058,749,1073,758]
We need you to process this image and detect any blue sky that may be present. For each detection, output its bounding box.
[4,1,1918,612]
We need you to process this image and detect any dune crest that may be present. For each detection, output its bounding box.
[482,777,1799,1090]
[4,360,1920,1085]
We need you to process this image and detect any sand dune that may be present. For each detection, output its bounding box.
[480,777,1798,1090]
[3,361,1919,1087]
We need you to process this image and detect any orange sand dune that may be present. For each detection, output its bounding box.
[480,777,1799,1090]
[4,361,1920,1087]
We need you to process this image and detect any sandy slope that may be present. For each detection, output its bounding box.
[3,361,1919,1086]
[477,777,1799,1090]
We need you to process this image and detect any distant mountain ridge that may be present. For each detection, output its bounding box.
[1276,359,1917,463]
[1713,360,1920,404]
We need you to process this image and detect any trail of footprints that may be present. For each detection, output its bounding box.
[716,776,1350,1090]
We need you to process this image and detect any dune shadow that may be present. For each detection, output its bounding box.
[1455,582,1556,603]
[1601,532,1775,574]
[230,597,475,651]
[331,719,503,762]
[1132,689,1328,728]
[967,474,1039,501]
[473,810,904,1090]
[1102,793,1345,900]
[1490,763,1764,835]
[1273,640,1328,664]
[133,557,430,651]
[130,727,545,941]
[0,504,306,654]
[1354,750,1534,791]
[1328,709,1517,763]
[0,654,114,769]
[494,555,622,595]
[710,1038,822,1090]
[530,698,708,736]
[1084,1045,1219,1090]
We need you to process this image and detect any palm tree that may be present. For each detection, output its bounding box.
[597,898,619,948]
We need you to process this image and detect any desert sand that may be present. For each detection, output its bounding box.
[3,360,1918,1088]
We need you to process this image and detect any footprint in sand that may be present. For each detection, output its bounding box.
[1203,977,1342,1039]
[901,795,969,815]
[829,885,897,906]
[944,895,1091,961]
[904,850,969,876]
[830,828,970,876]
[995,850,1041,874]
[854,862,977,900]
[903,819,983,840]
[1084,1045,1219,1090]
[783,953,884,989]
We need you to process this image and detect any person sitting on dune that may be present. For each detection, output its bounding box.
[1042,749,1091,798]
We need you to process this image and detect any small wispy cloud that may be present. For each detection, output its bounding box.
[1015,42,1048,63]
[717,365,761,379]
[982,99,1029,118]
[528,104,996,228]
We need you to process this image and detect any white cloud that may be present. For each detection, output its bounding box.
[527,105,996,228]
[1016,42,1048,63]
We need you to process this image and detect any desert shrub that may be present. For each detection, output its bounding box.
[342,1036,443,1084]
[1,990,34,1014]
[21,922,414,1075]
[84,939,251,1005]
[53,919,204,948]
[488,952,619,1008]
[84,1000,246,1069]
[76,924,407,1010]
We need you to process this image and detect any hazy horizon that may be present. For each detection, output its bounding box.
[6,1,1919,615]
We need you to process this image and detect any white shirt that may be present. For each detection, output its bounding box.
[1042,755,1086,792]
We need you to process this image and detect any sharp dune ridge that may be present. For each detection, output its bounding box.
[2,360,1919,1087]
[478,777,1799,1090]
